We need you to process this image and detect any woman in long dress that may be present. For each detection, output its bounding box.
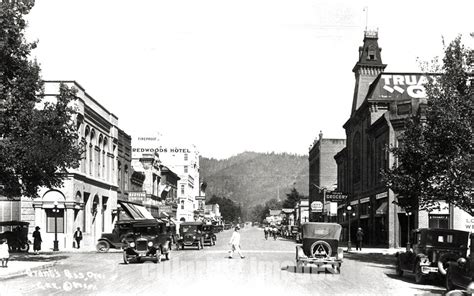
[33,226,42,255]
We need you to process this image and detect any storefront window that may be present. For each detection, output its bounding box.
[46,209,64,233]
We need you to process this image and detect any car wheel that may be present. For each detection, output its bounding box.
[414,263,425,284]
[20,243,29,253]
[123,251,130,265]
[395,258,403,277]
[445,268,455,291]
[96,241,110,253]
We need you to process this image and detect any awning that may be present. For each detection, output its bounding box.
[376,202,388,215]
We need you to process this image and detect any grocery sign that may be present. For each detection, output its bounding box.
[326,191,348,202]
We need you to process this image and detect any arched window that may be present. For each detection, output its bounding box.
[124,165,129,191]
[117,161,122,189]
[353,132,361,183]
[90,129,96,176]
[103,137,108,181]
[98,135,103,178]
[84,126,90,174]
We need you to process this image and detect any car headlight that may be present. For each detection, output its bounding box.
[205,234,209,238]
[193,236,196,240]
[129,242,135,248]
[148,241,153,247]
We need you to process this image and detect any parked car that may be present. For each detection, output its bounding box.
[290,225,300,240]
[97,218,172,260]
[396,228,470,284]
[177,222,204,250]
[202,224,217,246]
[0,220,31,252]
[446,233,474,293]
[295,222,343,273]
[122,220,171,264]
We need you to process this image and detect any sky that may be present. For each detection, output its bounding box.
[24,0,473,159]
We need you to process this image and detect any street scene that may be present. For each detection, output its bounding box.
[0,226,447,296]
[0,0,473,296]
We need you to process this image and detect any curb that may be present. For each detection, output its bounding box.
[0,262,57,281]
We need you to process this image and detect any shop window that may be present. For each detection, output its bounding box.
[184,166,188,174]
[180,184,185,195]
[397,103,412,115]
[429,214,449,229]
[46,209,64,233]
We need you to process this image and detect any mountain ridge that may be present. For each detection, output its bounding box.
[200,151,309,215]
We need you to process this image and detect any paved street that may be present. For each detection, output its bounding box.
[1,226,446,296]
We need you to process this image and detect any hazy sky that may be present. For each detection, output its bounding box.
[25,0,473,159]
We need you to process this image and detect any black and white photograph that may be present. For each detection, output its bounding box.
[0,0,473,295]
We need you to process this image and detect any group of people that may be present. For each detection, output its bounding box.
[0,226,84,268]
[263,226,278,240]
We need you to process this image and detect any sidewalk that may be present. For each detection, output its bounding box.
[0,256,57,280]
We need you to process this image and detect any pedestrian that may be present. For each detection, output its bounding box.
[264,226,269,240]
[33,226,42,255]
[356,227,364,251]
[0,238,9,267]
[272,227,277,240]
[73,227,83,249]
[228,226,245,259]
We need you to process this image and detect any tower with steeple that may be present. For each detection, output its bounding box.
[351,30,386,115]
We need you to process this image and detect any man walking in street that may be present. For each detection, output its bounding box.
[73,227,83,249]
[356,227,364,251]
[228,226,245,259]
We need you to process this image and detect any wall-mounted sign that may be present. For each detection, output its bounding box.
[310,201,323,213]
[326,191,348,202]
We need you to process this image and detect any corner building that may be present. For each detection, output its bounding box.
[336,31,473,248]
[30,81,131,249]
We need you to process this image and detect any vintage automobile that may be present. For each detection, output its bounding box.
[0,220,31,252]
[177,222,204,250]
[446,233,474,293]
[122,220,173,264]
[290,225,300,240]
[97,219,172,260]
[202,224,217,246]
[295,222,343,273]
[396,228,470,284]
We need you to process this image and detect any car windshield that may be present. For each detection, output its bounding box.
[132,225,161,236]
[181,225,198,233]
[302,223,342,240]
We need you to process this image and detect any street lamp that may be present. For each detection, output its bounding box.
[346,205,354,251]
[53,201,59,251]
[406,211,412,251]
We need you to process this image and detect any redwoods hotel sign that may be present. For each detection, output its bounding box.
[133,137,191,154]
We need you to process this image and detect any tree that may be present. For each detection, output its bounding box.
[281,187,303,209]
[384,36,473,215]
[207,195,242,223]
[0,1,82,198]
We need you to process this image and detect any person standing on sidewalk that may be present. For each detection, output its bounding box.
[0,238,9,267]
[32,226,42,255]
[356,227,364,251]
[228,226,245,259]
[73,227,83,249]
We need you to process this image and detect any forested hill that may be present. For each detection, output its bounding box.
[200,152,309,212]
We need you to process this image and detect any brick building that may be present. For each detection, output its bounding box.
[308,131,345,222]
[335,31,473,248]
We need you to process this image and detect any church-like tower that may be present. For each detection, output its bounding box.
[351,30,386,115]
